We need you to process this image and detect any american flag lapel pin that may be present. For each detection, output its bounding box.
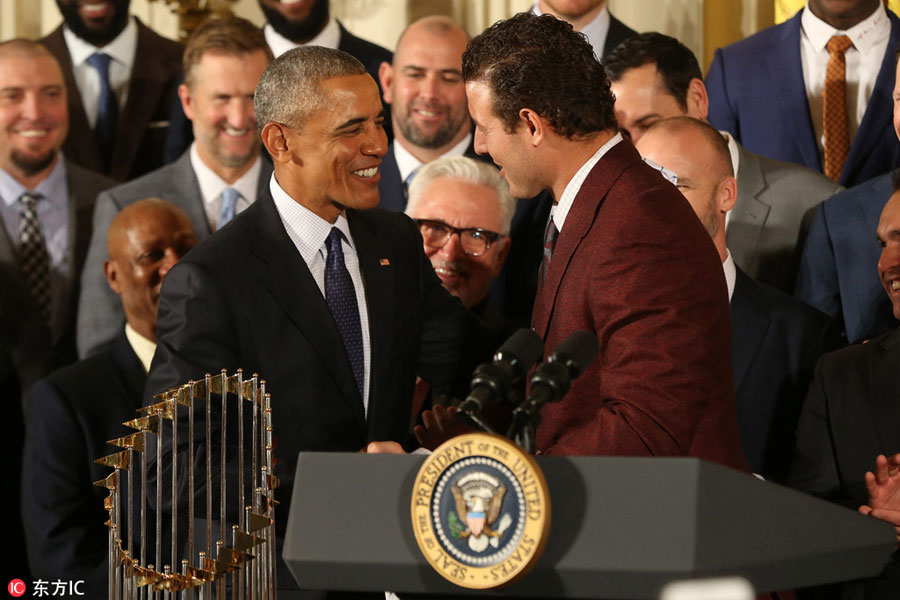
[380,258,390,266]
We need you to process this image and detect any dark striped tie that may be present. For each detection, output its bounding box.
[18,192,51,321]
[325,228,364,397]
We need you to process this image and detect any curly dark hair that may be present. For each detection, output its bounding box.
[603,32,702,112]
[462,12,616,138]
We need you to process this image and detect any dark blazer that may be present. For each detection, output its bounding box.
[530,140,747,470]
[163,22,393,163]
[145,188,463,591]
[603,13,638,57]
[0,161,114,399]
[788,328,900,600]
[730,266,830,481]
[76,150,273,358]
[795,172,898,344]
[22,331,145,599]
[706,9,900,188]
[42,19,184,181]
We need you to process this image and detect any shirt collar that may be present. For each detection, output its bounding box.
[720,131,741,179]
[723,249,736,302]
[189,142,262,206]
[392,132,473,182]
[63,16,138,68]
[801,1,888,54]
[532,2,610,59]
[553,132,623,231]
[268,173,354,266]
[0,156,68,210]
[125,322,157,374]
[263,16,341,58]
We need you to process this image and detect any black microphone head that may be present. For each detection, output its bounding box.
[549,330,599,378]
[493,328,544,377]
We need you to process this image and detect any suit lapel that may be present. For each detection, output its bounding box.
[171,151,212,238]
[43,27,103,173]
[109,330,147,410]
[347,211,394,435]
[377,145,405,212]
[841,11,900,186]
[728,145,771,273]
[766,13,820,171]
[109,20,171,181]
[531,142,632,339]
[868,329,900,453]
[729,268,770,393]
[251,192,367,434]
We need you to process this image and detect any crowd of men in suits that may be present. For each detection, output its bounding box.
[4,0,900,598]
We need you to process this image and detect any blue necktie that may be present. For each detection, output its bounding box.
[402,167,419,202]
[325,228,364,397]
[218,188,240,229]
[86,52,118,167]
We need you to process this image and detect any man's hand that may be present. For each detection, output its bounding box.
[414,405,474,450]
[858,454,900,544]
[363,441,407,454]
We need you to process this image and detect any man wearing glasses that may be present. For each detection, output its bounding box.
[406,155,519,403]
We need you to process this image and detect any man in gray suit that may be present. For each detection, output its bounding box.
[604,32,842,294]
[78,17,273,357]
[0,40,114,397]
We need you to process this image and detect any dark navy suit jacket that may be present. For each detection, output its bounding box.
[22,332,145,599]
[706,9,900,187]
[795,172,899,343]
[731,267,830,481]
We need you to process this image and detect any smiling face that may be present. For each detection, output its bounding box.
[280,74,388,222]
[105,201,198,342]
[408,176,509,308]
[180,49,269,181]
[56,0,131,47]
[877,191,900,320]
[380,18,470,155]
[0,52,68,186]
[611,63,695,143]
[467,80,543,199]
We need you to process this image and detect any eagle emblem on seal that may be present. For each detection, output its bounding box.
[450,472,513,552]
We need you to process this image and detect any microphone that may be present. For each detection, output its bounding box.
[515,330,599,419]
[457,328,544,415]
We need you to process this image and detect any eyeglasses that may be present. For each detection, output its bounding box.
[413,218,503,257]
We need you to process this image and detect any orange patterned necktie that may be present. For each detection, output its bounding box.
[823,35,854,182]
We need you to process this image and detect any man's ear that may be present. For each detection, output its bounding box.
[518,108,545,147]
[717,175,737,214]
[686,77,709,121]
[261,122,294,164]
[104,259,122,295]
[378,61,394,105]
[178,83,194,121]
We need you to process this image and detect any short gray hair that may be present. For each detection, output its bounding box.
[254,46,367,132]
[406,156,516,235]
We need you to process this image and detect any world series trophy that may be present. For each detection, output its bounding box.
[95,369,278,599]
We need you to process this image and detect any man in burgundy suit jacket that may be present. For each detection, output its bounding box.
[461,13,747,469]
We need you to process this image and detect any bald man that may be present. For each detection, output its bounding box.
[22,199,196,596]
[636,117,832,481]
[377,15,476,212]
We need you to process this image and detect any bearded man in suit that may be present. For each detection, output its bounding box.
[145,46,463,596]
[461,13,747,468]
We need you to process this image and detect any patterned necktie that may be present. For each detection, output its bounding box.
[86,52,118,167]
[218,188,240,229]
[539,217,559,286]
[325,228,364,398]
[823,35,854,182]
[18,192,51,321]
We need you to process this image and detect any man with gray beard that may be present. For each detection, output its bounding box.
[377,15,476,211]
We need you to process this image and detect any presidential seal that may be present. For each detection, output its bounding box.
[411,433,550,589]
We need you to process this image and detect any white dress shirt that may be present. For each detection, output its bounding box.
[723,250,737,303]
[393,133,473,184]
[552,133,623,231]
[263,16,341,58]
[0,159,70,337]
[532,2,611,60]
[721,131,741,229]
[800,1,890,162]
[268,174,372,413]
[62,17,138,129]
[189,143,261,231]
[125,323,157,374]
